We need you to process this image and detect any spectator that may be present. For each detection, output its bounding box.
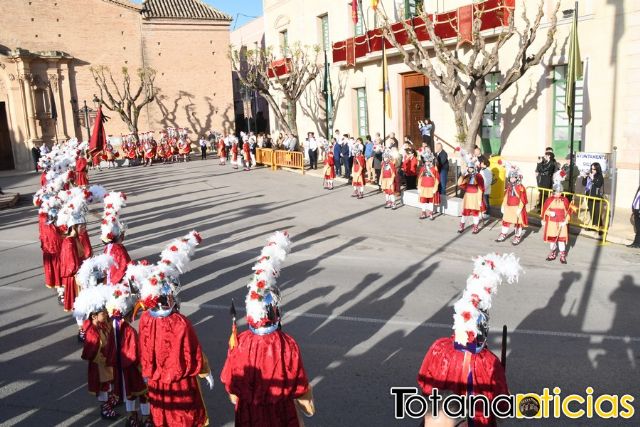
[199,136,207,160]
[225,134,232,162]
[387,132,399,148]
[402,148,418,190]
[480,158,493,221]
[629,186,640,248]
[341,136,351,179]
[333,134,342,177]
[582,162,604,226]
[372,139,383,189]
[418,118,434,151]
[474,145,487,166]
[364,135,374,182]
[207,130,216,151]
[435,143,449,201]
[307,132,318,170]
[535,152,557,208]
[264,133,273,149]
[31,144,41,172]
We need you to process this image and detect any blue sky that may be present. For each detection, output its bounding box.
[131,0,263,29]
[209,0,263,29]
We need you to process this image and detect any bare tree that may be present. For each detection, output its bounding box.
[378,1,560,151]
[91,65,157,142]
[230,43,320,136]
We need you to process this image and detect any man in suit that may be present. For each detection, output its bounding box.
[333,131,342,177]
[435,143,449,202]
[341,136,351,179]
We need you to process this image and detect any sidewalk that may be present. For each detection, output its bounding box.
[286,165,636,246]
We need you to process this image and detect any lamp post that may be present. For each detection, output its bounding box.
[81,100,92,141]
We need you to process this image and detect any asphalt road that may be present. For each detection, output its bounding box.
[1,159,639,427]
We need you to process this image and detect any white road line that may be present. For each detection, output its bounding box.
[181,302,640,343]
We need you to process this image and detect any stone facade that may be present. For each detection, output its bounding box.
[230,17,270,135]
[259,0,640,212]
[0,0,233,171]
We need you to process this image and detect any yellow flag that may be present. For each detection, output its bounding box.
[383,45,392,119]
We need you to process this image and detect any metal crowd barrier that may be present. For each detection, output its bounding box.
[256,148,305,174]
[526,186,610,243]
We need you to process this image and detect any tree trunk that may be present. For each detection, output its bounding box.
[262,92,292,135]
[454,108,468,147]
[465,85,487,153]
[287,98,298,138]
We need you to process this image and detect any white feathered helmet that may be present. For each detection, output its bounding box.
[245,231,291,332]
[452,253,522,351]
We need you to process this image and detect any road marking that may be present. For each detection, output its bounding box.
[181,301,640,343]
[0,286,32,292]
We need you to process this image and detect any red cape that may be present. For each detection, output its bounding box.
[139,311,208,427]
[104,243,131,285]
[221,329,310,427]
[417,336,508,427]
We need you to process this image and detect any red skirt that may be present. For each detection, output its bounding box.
[63,276,78,312]
[147,377,207,427]
[43,252,61,288]
[75,172,89,186]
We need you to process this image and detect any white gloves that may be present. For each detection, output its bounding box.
[500,207,504,214]
[548,211,556,217]
[205,373,214,390]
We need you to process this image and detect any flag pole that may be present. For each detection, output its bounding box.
[382,41,386,140]
[568,1,579,194]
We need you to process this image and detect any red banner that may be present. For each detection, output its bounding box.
[457,5,474,46]
[89,106,106,155]
[345,38,356,67]
[267,58,292,78]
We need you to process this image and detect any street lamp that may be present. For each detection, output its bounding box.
[73,100,95,141]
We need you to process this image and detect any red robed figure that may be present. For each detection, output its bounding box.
[89,106,107,157]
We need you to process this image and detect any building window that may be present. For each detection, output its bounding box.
[320,14,330,52]
[356,87,369,137]
[481,72,501,155]
[354,3,365,36]
[404,0,424,19]
[552,64,583,158]
[280,30,289,56]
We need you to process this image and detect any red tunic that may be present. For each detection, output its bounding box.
[139,311,209,427]
[82,320,116,395]
[60,236,80,312]
[104,243,131,285]
[78,229,93,260]
[351,155,366,187]
[501,183,529,227]
[232,144,238,162]
[323,153,335,179]
[402,156,418,176]
[243,142,251,162]
[417,166,441,204]
[418,336,509,427]
[541,195,572,243]
[459,174,486,216]
[75,157,89,186]
[218,139,227,158]
[221,330,310,427]
[39,214,62,288]
[40,172,47,186]
[113,320,147,400]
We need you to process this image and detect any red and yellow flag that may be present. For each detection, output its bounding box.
[228,322,238,350]
[352,0,359,24]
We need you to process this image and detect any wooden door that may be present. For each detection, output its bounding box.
[402,73,429,149]
[0,102,15,170]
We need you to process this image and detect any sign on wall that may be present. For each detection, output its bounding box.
[575,152,609,175]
